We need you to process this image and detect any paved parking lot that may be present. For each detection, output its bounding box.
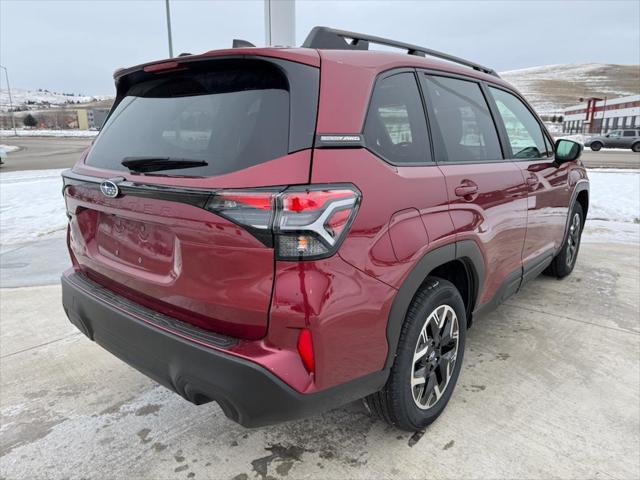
[1,242,638,479]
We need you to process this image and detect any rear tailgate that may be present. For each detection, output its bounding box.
[63,53,319,339]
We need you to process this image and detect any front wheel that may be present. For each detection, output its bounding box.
[364,277,466,431]
[632,142,640,153]
[590,142,603,151]
[544,202,584,278]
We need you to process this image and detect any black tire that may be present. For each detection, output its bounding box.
[590,142,603,151]
[544,202,584,278]
[632,142,640,153]
[365,277,466,431]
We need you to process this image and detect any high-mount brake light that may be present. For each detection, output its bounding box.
[143,61,182,73]
[205,185,360,260]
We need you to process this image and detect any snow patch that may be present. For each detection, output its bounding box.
[0,129,98,137]
[0,144,20,153]
[587,169,640,223]
[0,168,67,245]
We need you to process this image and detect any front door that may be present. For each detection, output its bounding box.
[488,86,571,279]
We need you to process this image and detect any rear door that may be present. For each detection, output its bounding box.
[487,86,570,278]
[419,73,528,305]
[63,55,320,339]
[623,129,639,148]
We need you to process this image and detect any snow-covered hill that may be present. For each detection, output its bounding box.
[0,88,113,112]
[500,63,640,115]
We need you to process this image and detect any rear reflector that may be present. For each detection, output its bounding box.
[297,328,315,374]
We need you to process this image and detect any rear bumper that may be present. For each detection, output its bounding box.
[61,271,387,427]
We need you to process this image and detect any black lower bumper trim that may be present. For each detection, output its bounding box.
[61,273,388,427]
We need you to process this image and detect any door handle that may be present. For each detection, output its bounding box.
[454,182,479,197]
[526,175,539,188]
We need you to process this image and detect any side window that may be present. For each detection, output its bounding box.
[364,72,430,164]
[610,130,622,137]
[623,130,635,137]
[489,87,546,159]
[422,75,502,162]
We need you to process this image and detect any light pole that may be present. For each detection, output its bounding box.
[165,0,174,57]
[0,65,17,135]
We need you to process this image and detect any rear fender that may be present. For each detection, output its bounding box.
[383,240,485,369]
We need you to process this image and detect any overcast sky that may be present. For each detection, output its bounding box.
[1,0,639,95]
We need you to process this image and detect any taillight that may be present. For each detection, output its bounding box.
[205,184,360,260]
[274,187,360,259]
[206,190,276,230]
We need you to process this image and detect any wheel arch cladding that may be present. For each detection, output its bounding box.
[576,189,589,219]
[383,240,485,369]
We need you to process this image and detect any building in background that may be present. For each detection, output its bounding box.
[76,108,109,129]
[563,95,640,134]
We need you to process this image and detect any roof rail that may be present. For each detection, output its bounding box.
[302,26,499,78]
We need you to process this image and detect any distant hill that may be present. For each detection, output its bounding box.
[501,64,640,115]
[0,88,113,112]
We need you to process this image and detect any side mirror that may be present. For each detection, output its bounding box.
[555,139,582,164]
[605,134,610,137]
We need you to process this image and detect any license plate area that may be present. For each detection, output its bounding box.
[96,212,176,276]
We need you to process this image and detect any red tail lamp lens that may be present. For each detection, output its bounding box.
[297,328,315,374]
[283,190,354,213]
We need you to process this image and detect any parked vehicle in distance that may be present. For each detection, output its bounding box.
[585,129,640,152]
[61,27,589,431]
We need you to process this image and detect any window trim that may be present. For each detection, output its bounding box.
[417,69,509,165]
[360,68,435,167]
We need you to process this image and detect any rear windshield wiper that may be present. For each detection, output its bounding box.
[121,157,208,173]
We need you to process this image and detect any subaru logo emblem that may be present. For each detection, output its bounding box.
[100,180,120,198]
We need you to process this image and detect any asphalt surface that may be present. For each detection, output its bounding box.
[1,242,638,479]
[0,136,638,172]
[0,137,93,172]
[581,149,640,169]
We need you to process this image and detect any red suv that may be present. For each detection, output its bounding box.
[61,27,589,431]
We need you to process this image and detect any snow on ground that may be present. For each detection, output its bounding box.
[0,129,98,137]
[0,144,20,153]
[0,169,67,245]
[0,168,637,247]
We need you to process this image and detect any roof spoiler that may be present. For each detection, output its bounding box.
[302,26,499,78]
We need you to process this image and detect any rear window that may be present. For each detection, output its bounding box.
[86,59,318,176]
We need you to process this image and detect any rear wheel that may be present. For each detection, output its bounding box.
[544,202,584,278]
[632,142,640,153]
[590,142,603,151]
[365,277,466,431]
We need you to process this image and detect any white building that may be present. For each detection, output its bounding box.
[563,94,640,134]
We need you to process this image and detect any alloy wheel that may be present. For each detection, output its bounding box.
[566,212,581,267]
[411,304,459,410]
